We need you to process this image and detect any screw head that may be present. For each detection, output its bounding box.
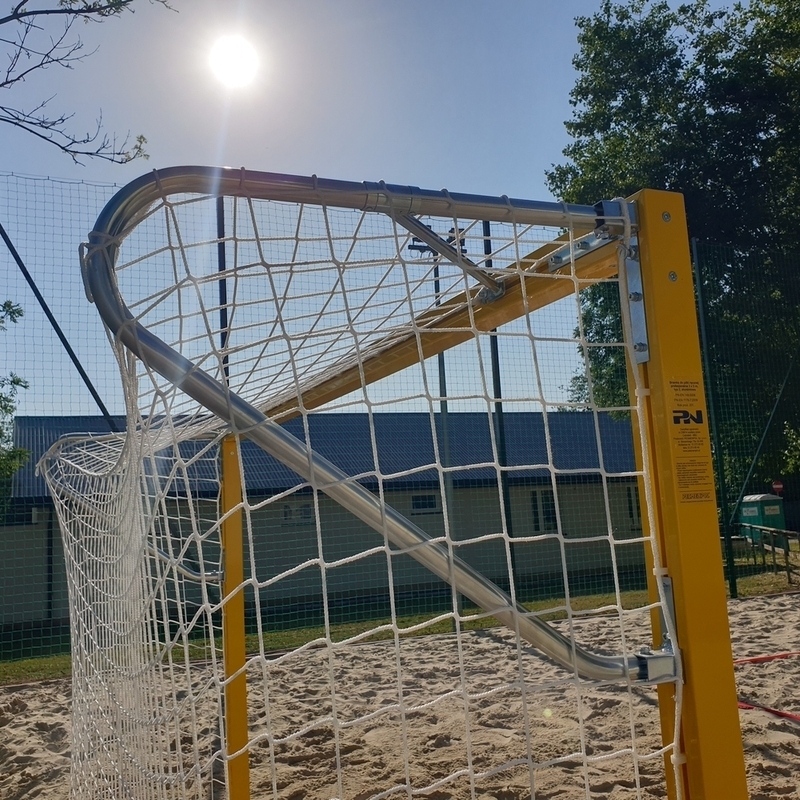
[668,271,678,282]
[662,212,671,222]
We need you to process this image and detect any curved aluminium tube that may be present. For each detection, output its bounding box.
[86,165,626,248]
[83,166,644,682]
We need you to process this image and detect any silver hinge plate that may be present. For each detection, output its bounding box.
[624,237,649,364]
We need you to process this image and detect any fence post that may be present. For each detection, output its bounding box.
[785,534,792,584]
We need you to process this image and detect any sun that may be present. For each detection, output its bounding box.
[209,35,259,88]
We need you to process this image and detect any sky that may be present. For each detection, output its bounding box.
[0,1,647,420]
[0,0,607,199]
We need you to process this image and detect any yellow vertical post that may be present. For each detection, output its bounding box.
[632,189,747,799]
[221,433,250,800]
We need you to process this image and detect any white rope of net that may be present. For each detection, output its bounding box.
[44,175,678,800]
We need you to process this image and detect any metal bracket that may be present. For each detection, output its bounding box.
[547,231,619,272]
[476,279,506,305]
[635,574,679,684]
[622,236,650,364]
[396,213,504,298]
[637,647,677,683]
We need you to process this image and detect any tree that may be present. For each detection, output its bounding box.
[0,300,28,485]
[548,0,800,249]
[549,0,800,499]
[1,1,171,163]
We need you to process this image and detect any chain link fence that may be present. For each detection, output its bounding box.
[693,241,800,596]
[2,172,798,658]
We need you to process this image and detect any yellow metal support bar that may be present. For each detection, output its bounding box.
[632,189,747,799]
[264,237,620,422]
[221,434,250,800]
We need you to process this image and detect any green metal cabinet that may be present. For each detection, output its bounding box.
[740,493,787,547]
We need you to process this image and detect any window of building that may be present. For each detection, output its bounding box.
[411,494,440,513]
[282,501,314,525]
[531,488,558,533]
[626,485,642,530]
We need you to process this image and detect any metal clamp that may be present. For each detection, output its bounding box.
[622,237,650,364]
[547,231,620,272]
[396,213,503,296]
[637,646,677,683]
[636,574,679,683]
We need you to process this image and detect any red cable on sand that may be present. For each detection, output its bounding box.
[736,699,800,723]
[734,651,800,723]
[734,651,800,665]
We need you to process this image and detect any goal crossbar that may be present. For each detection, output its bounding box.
[88,165,631,242]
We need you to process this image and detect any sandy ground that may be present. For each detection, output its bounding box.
[1,593,799,800]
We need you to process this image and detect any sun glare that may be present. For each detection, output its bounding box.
[209,35,259,88]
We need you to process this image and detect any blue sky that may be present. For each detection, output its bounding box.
[0,1,607,198]
[2,1,700,419]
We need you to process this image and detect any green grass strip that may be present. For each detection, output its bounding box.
[3,573,792,687]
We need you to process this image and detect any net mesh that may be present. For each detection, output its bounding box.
[42,178,679,799]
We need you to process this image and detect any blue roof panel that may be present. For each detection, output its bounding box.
[13,412,636,500]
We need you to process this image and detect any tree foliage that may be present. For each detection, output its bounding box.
[694,243,800,499]
[550,0,800,497]
[1,1,171,163]
[548,0,800,249]
[567,282,629,411]
[0,300,28,480]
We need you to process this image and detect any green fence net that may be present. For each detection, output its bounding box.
[694,241,800,595]
[1,171,796,659]
[1,175,123,659]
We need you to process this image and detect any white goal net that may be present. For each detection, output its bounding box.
[42,167,681,800]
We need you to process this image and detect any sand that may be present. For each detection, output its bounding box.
[1,594,799,800]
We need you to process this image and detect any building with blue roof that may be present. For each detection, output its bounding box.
[12,412,637,500]
[2,412,647,659]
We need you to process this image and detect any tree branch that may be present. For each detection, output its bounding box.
[1,20,89,91]
[0,2,172,27]
[0,1,172,162]
[1,103,148,162]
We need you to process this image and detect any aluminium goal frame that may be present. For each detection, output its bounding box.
[77,166,747,800]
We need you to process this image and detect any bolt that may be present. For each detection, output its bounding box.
[629,291,643,302]
[662,212,671,222]
[634,343,649,352]
[668,271,678,282]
